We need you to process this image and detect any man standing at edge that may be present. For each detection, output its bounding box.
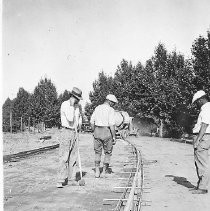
[191,90,210,194]
[57,87,82,188]
[90,94,118,178]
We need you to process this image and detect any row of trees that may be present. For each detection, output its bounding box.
[2,78,72,132]
[85,31,210,137]
[2,31,210,137]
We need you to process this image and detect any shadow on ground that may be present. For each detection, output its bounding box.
[166,175,196,189]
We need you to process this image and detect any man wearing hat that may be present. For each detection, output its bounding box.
[90,94,118,178]
[57,87,83,188]
[191,90,210,194]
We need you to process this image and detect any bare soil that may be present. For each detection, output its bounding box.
[129,136,210,211]
[3,129,210,211]
[3,128,59,155]
[3,130,134,211]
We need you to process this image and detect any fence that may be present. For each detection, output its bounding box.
[4,112,46,133]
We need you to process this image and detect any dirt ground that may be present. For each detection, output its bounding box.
[3,129,210,211]
[128,136,210,211]
[3,128,59,155]
[3,131,135,211]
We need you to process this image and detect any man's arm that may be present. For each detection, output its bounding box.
[109,125,116,140]
[109,108,116,143]
[194,122,209,148]
[63,104,75,128]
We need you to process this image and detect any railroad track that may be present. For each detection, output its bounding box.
[4,139,145,210]
[4,137,190,210]
[103,138,144,211]
[107,136,191,210]
[4,137,191,164]
[3,144,59,163]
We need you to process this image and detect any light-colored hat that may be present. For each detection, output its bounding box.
[106,94,118,103]
[71,87,83,100]
[192,90,206,104]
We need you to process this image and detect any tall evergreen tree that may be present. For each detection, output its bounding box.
[12,88,31,130]
[89,71,114,109]
[191,31,210,94]
[2,98,13,132]
[30,77,58,128]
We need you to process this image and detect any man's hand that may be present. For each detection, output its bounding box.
[193,140,199,149]
[193,135,199,149]
[90,124,95,133]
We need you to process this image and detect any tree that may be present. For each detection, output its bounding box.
[112,59,137,114]
[30,77,58,128]
[56,90,72,127]
[191,31,210,94]
[84,102,94,121]
[2,98,13,132]
[12,88,31,130]
[146,46,194,137]
[89,71,114,110]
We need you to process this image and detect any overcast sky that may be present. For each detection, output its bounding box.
[2,0,210,106]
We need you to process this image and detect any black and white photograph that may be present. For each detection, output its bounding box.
[2,0,210,210]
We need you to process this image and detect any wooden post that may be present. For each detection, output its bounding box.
[20,117,23,132]
[28,117,30,132]
[159,119,163,138]
[10,110,12,133]
[33,118,35,133]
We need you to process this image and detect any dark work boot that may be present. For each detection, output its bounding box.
[101,163,109,178]
[189,178,201,191]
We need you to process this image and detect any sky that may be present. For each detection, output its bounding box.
[2,0,210,107]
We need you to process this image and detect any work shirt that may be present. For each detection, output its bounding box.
[193,102,210,134]
[60,100,82,129]
[90,103,115,127]
[60,100,75,129]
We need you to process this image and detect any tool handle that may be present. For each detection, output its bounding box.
[76,132,83,178]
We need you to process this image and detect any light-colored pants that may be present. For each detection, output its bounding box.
[93,126,113,166]
[194,134,210,190]
[57,128,77,183]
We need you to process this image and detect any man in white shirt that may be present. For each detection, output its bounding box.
[90,94,118,178]
[57,87,82,188]
[191,90,210,194]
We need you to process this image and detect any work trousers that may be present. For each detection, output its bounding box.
[93,126,113,166]
[57,128,77,183]
[194,134,210,190]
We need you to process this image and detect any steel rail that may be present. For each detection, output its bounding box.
[113,162,136,211]
[3,144,59,163]
[123,140,144,211]
[109,139,143,211]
